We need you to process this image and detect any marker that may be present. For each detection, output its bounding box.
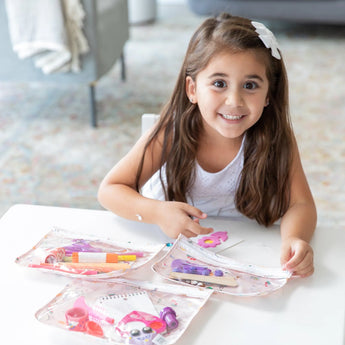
[71,252,136,263]
[28,263,98,275]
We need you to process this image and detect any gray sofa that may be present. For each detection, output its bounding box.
[0,0,129,127]
[187,0,345,25]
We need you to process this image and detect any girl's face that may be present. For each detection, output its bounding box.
[186,50,269,142]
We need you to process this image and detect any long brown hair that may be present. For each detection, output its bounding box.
[136,13,293,226]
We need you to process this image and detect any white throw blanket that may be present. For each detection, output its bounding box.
[5,0,89,74]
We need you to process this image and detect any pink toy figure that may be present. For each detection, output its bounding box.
[197,231,228,248]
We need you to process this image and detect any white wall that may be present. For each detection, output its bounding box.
[158,0,187,4]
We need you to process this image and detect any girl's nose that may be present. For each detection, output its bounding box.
[225,89,244,107]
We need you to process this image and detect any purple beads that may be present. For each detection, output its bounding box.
[172,259,226,277]
[171,259,211,275]
[214,269,224,277]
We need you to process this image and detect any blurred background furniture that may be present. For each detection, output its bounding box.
[0,0,129,127]
[141,113,160,135]
[187,0,345,25]
[128,0,157,25]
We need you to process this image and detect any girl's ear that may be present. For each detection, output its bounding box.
[265,98,269,107]
[186,76,196,103]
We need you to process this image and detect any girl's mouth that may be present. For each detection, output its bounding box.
[219,113,244,120]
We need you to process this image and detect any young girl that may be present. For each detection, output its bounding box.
[98,13,317,277]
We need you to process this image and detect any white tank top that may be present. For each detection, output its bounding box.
[141,136,245,217]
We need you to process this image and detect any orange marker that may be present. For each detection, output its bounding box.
[71,252,136,263]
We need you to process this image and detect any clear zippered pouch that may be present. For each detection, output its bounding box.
[15,227,165,279]
[35,278,213,345]
[152,234,291,296]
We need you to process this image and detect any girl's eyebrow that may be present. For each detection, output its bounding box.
[246,74,265,82]
[208,73,265,82]
[208,73,228,79]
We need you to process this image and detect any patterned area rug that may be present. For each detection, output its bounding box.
[0,4,344,229]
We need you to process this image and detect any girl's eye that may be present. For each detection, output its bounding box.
[213,80,227,88]
[244,81,258,90]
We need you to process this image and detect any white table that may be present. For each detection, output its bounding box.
[0,204,344,345]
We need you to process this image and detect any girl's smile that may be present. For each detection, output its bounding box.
[186,50,269,141]
[218,113,245,121]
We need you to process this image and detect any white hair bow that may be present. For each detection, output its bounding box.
[251,21,281,60]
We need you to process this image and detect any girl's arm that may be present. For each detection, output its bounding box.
[97,129,213,239]
[280,137,317,277]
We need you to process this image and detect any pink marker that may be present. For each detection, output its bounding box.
[28,263,98,275]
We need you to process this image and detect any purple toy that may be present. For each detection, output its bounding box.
[63,239,102,255]
[160,307,178,330]
[214,269,224,277]
[171,259,211,276]
[171,259,225,281]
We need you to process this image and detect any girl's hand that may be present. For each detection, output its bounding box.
[281,237,314,277]
[156,201,213,239]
